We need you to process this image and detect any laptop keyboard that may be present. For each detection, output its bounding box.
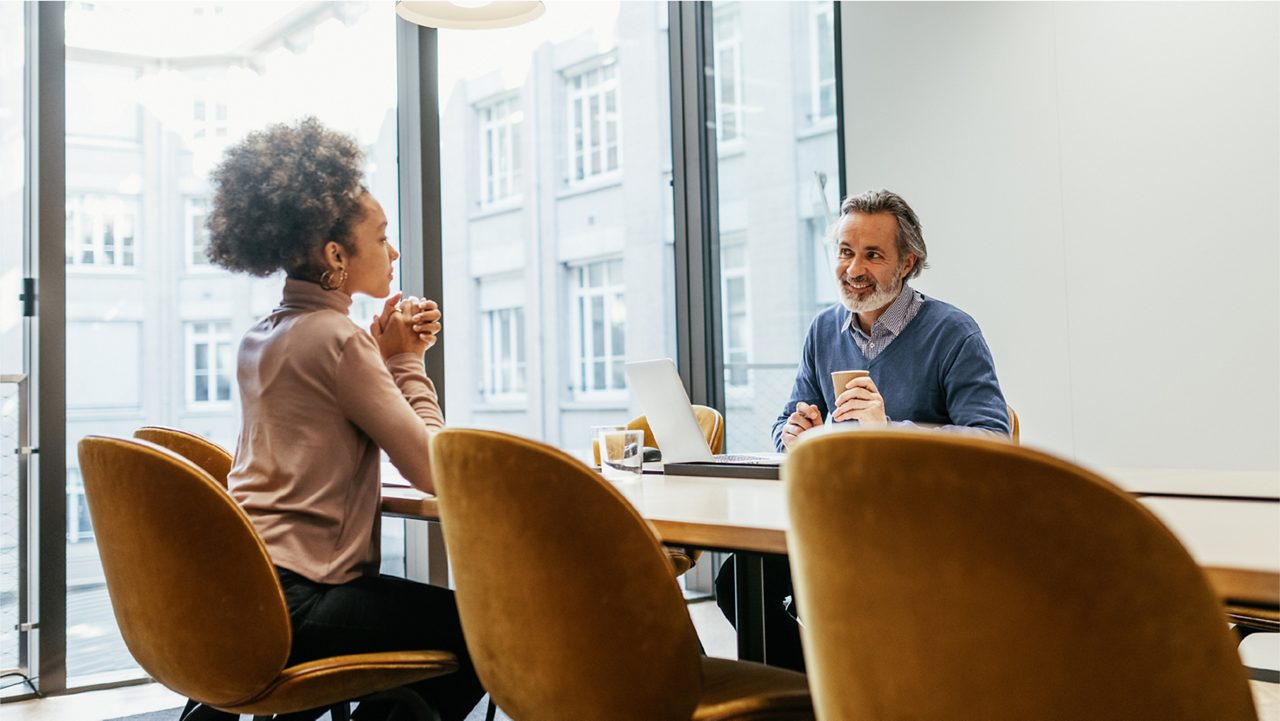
[713,453,783,465]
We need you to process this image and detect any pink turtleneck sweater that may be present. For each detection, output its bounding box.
[228,278,444,584]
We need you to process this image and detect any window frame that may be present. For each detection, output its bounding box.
[184,320,235,410]
[564,55,622,186]
[184,196,216,272]
[63,193,139,271]
[568,257,627,400]
[713,4,744,146]
[476,94,523,208]
[808,1,837,126]
[480,306,527,402]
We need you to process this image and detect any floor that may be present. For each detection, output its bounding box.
[3,603,1277,721]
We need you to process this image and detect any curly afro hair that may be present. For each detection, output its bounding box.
[206,117,368,277]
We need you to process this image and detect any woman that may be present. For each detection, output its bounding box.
[207,117,484,721]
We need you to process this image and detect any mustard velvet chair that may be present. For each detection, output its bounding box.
[783,430,1257,721]
[429,428,814,721]
[1006,404,1020,443]
[628,404,726,456]
[77,435,459,720]
[134,425,232,486]
[629,405,725,575]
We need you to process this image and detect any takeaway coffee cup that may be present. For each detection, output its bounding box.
[831,369,870,394]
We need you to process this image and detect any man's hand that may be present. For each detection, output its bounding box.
[781,401,823,450]
[832,376,888,427]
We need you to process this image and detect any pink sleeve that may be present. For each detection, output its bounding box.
[334,334,441,493]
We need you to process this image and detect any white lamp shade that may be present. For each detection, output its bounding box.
[395,1,545,30]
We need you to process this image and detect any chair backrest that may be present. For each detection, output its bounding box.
[134,425,233,486]
[1006,404,1020,443]
[629,404,725,454]
[784,430,1256,721]
[430,429,703,721]
[77,435,292,707]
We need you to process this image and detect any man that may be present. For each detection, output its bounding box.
[715,188,1010,671]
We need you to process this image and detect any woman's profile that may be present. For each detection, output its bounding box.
[207,117,484,720]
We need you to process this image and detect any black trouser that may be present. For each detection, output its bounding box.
[277,568,486,721]
[713,554,806,672]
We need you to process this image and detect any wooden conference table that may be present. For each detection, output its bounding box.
[382,466,1280,665]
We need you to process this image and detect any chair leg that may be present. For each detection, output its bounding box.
[179,703,237,721]
[484,696,497,721]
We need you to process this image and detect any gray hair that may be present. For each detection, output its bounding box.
[836,188,928,280]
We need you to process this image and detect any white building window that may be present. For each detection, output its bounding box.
[193,97,228,140]
[65,194,138,269]
[566,59,621,184]
[186,197,212,269]
[571,258,626,396]
[481,307,526,400]
[721,239,750,387]
[714,7,744,143]
[186,321,234,407]
[809,2,836,124]
[478,96,522,206]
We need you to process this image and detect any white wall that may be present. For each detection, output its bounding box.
[841,2,1279,474]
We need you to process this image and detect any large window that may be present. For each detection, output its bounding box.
[566,59,621,184]
[63,1,402,682]
[64,195,138,269]
[481,307,526,400]
[478,96,522,206]
[0,0,26,681]
[185,321,233,407]
[571,259,627,397]
[439,1,675,453]
[712,2,840,451]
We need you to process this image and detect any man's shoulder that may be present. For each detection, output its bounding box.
[917,294,983,335]
[808,303,848,333]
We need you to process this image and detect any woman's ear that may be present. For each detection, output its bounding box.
[323,240,346,268]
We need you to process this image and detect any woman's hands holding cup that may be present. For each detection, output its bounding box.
[371,293,443,360]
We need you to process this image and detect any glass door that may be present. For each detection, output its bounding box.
[0,0,31,695]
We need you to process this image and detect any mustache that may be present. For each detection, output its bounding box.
[842,275,878,286]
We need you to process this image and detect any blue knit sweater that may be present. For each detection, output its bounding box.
[771,295,1010,451]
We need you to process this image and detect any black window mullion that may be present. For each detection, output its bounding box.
[667,1,724,412]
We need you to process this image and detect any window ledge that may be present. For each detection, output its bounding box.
[796,119,838,141]
[717,139,746,158]
[470,199,524,221]
[184,403,234,414]
[558,173,623,200]
[561,397,628,411]
[476,398,528,411]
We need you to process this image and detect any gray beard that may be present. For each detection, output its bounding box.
[839,275,901,314]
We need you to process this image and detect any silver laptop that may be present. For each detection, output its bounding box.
[624,358,783,477]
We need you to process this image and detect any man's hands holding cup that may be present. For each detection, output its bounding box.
[781,402,823,450]
[832,374,888,428]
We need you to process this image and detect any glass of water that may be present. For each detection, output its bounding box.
[598,428,644,482]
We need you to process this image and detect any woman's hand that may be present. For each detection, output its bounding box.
[406,298,443,352]
[371,292,426,360]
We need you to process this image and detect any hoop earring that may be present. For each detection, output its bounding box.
[320,267,347,291]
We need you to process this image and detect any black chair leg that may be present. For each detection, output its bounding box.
[180,703,237,721]
[484,696,497,721]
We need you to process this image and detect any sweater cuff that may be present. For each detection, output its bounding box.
[384,352,425,372]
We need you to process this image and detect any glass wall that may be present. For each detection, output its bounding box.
[0,0,27,686]
[61,1,402,681]
[712,1,840,451]
[438,1,677,457]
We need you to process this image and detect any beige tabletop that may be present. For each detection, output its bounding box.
[381,469,1280,610]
